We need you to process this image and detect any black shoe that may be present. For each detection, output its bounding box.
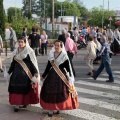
[48,113,53,117]
[106,80,114,83]
[55,110,60,114]
[87,72,91,76]
[91,76,96,80]
[14,107,19,112]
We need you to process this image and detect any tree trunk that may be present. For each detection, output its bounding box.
[0,0,5,38]
[52,0,54,38]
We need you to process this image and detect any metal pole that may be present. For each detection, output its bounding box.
[5,41,7,57]
[15,0,17,19]
[110,20,111,28]
[102,0,104,28]
[61,0,62,16]
[108,0,109,11]
[29,0,31,11]
[44,0,45,18]
[52,0,54,38]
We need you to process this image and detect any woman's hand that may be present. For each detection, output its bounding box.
[4,72,10,79]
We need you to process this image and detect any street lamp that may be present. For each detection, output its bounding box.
[52,0,54,37]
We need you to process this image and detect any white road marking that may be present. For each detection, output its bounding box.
[75,80,120,91]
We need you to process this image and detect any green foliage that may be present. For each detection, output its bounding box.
[10,17,38,37]
[28,9,32,19]
[22,0,38,17]
[63,1,81,16]
[8,7,22,23]
[23,0,81,18]
[88,6,115,27]
[47,1,80,18]
[72,0,90,19]
[6,7,40,38]
[0,0,5,38]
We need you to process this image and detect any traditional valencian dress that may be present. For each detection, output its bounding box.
[111,30,120,54]
[40,49,79,110]
[8,45,40,106]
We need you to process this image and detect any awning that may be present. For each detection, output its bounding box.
[115,20,120,25]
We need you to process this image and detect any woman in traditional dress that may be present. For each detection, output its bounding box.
[111,28,120,54]
[4,36,40,112]
[40,40,79,117]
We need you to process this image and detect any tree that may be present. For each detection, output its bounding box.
[22,0,38,17]
[22,0,81,19]
[28,9,32,19]
[36,0,57,18]
[0,0,5,38]
[72,0,90,19]
[48,1,80,18]
[88,6,114,27]
[7,7,22,23]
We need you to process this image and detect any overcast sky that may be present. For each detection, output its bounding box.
[3,0,120,11]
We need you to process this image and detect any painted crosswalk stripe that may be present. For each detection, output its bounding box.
[76,87,120,99]
[102,73,120,78]
[33,97,120,113]
[87,77,120,84]
[32,104,117,120]
[75,80,120,91]
[78,97,120,112]
[113,71,120,74]
[64,109,117,120]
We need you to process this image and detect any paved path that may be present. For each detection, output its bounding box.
[0,49,120,120]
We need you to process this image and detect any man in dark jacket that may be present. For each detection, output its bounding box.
[28,28,41,56]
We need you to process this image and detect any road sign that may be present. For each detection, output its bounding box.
[108,16,113,21]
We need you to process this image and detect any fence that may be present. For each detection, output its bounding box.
[3,40,10,57]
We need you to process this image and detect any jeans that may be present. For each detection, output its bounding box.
[10,39,14,51]
[93,54,114,81]
[32,47,39,57]
[41,43,47,55]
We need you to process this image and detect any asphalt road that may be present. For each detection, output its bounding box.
[0,48,120,120]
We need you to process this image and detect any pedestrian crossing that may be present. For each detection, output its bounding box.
[102,71,120,79]
[64,109,117,120]
[72,71,120,120]
[32,70,120,120]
